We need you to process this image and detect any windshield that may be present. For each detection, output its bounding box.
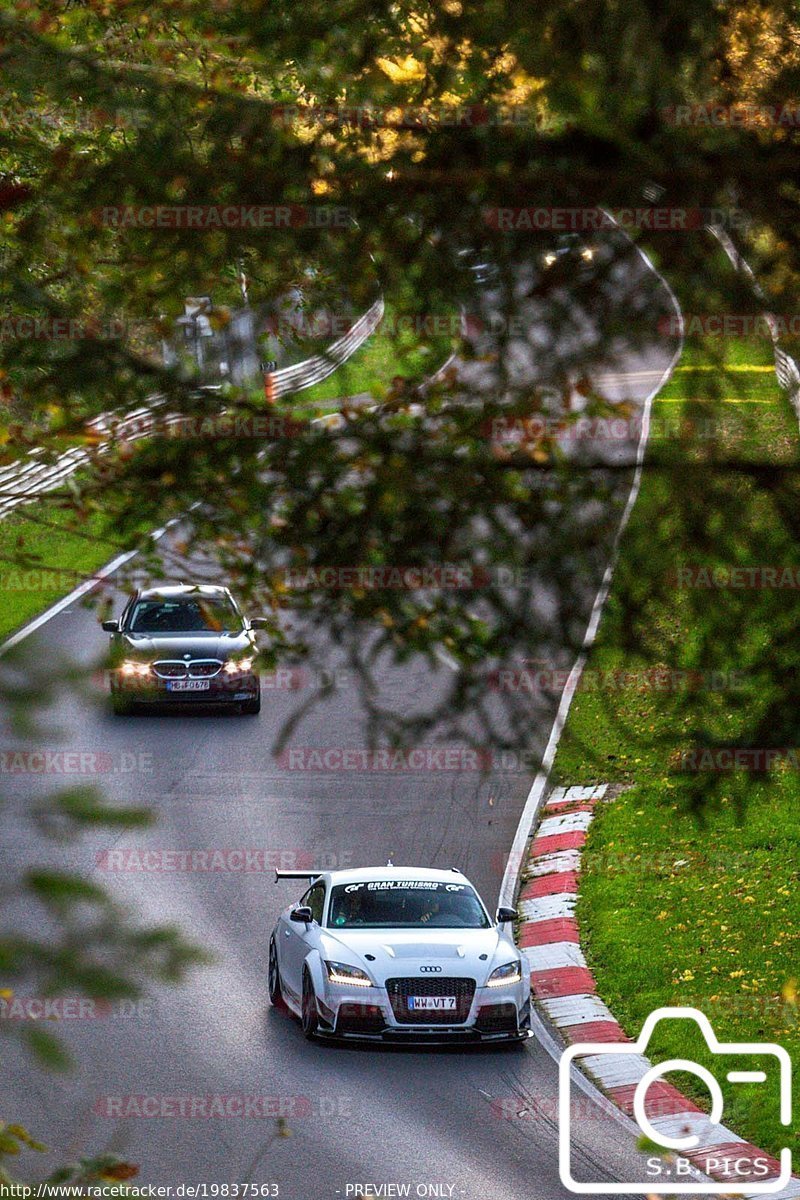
[327,881,491,929]
[128,595,242,634]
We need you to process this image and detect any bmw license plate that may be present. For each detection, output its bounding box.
[407,996,456,1011]
[166,679,211,692]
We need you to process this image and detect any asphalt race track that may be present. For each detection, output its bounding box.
[0,240,698,1199]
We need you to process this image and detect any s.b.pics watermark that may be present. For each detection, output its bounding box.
[559,1008,792,1193]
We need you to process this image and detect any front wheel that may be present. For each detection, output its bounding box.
[301,970,319,1039]
[268,937,283,1006]
[240,694,261,715]
[111,695,134,716]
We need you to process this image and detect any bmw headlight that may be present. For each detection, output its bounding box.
[325,960,374,987]
[581,246,595,262]
[486,960,522,987]
[543,252,557,266]
[224,657,254,674]
[120,660,151,678]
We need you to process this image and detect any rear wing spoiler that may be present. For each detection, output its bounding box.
[274,869,324,883]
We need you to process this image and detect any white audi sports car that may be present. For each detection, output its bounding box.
[269,865,531,1044]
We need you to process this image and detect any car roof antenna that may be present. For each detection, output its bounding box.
[386,858,394,866]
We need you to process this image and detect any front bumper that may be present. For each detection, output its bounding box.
[316,983,531,1044]
[111,673,260,704]
[320,1028,532,1045]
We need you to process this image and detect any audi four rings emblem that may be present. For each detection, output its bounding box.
[420,965,442,973]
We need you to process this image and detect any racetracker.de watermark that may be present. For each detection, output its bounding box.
[95,848,354,872]
[92,1095,349,1118]
[489,414,724,448]
[490,665,746,693]
[96,205,351,229]
[276,746,494,771]
[482,206,749,232]
[94,666,351,692]
[279,565,489,590]
[112,412,310,441]
[263,311,608,341]
[0,750,153,774]
[268,101,570,131]
[488,414,639,445]
[0,568,93,594]
[275,746,540,772]
[672,747,800,772]
[671,565,800,589]
[679,993,799,1026]
[0,996,153,1020]
[662,102,800,128]
[659,313,800,337]
[0,316,125,340]
[264,312,473,340]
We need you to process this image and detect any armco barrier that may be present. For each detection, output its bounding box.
[707,225,800,424]
[0,296,384,521]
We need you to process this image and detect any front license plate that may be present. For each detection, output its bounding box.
[407,996,457,1011]
[166,679,211,692]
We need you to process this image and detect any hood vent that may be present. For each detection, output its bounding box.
[381,943,464,959]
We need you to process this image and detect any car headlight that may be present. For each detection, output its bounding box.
[120,660,151,678]
[581,246,595,262]
[543,252,557,266]
[486,960,522,987]
[224,657,254,674]
[325,960,374,987]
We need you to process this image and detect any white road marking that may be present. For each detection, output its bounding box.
[581,1053,652,1087]
[540,994,617,1025]
[434,646,460,672]
[561,783,608,804]
[498,224,685,1152]
[519,893,577,921]
[537,810,595,837]
[525,849,582,876]
[0,520,176,656]
[523,942,586,971]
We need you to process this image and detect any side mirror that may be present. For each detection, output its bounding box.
[496,906,517,924]
[102,620,120,633]
[249,616,268,630]
[290,906,313,924]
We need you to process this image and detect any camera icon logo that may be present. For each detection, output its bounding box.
[559,1007,793,1194]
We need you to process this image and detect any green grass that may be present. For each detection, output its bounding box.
[0,296,459,638]
[288,302,455,407]
[0,498,127,639]
[548,333,800,1159]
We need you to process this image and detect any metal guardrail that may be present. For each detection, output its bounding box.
[774,345,800,409]
[707,224,800,420]
[0,297,384,521]
[269,295,384,398]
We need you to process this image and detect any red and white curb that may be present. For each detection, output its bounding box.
[516,784,799,1198]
